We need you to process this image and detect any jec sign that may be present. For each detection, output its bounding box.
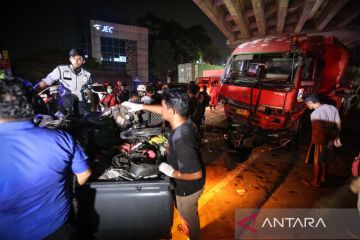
[93,24,114,33]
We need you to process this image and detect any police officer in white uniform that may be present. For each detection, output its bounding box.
[36,49,92,116]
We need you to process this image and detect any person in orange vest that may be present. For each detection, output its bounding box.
[209,82,219,110]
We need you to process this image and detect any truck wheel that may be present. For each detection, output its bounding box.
[290,118,301,134]
[224,118,242,151]
[290,113,308,148]
[289,119,301,149]
[350,96,360,114]
[227,117,234,130]
[340,103,349,116]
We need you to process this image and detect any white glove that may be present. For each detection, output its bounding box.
[159,162,175,177]
[121,101,143,112]
[333,137,342,148]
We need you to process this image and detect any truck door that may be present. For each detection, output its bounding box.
[294,57,317,109]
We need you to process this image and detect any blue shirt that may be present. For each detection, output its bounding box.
[0,120,89,240]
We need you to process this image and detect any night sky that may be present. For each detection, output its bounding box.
[1,0,230,62]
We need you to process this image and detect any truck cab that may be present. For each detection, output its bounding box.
[220,35,358,149]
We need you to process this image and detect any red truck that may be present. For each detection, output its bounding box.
[196,76,220,93]
[220,35,360,149]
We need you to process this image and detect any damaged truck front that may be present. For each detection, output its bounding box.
[220,35,359,149]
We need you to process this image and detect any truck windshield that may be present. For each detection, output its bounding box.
[223,52,299,85]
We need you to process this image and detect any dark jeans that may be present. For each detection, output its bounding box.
[175,189,204,240]
[60,94,87,116]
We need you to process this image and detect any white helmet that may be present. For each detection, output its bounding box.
[137,84,146,92]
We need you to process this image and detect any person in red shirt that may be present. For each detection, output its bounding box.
[99,83,118,108]
[115,80,130,103]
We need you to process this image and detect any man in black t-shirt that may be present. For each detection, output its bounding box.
[199,85,210,122]
[122,88,205,240]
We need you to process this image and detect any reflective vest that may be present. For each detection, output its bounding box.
[57,65,91,101]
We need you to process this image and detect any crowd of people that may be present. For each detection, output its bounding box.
[0,48,215,240]
[97,78,219,136]
[186,80,221,134]
[2,47,360,240]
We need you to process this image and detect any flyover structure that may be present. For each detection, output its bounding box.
[193,0,360,49]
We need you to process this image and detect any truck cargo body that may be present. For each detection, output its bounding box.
[178,63,224,83]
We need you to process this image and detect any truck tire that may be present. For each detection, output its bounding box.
[291,110,311,148]
[340,101,349,117]
[291,119,302,149]
[224,118,238,150]
[349,96,360,114]
[290,118,302,135]
[227,117,234,130]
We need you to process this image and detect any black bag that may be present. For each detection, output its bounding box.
[112,142,164,179]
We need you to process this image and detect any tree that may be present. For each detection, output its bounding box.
[138,14,221,81]
[186,25,212,49]
[152,40,175,82]
[202,44,222,65]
